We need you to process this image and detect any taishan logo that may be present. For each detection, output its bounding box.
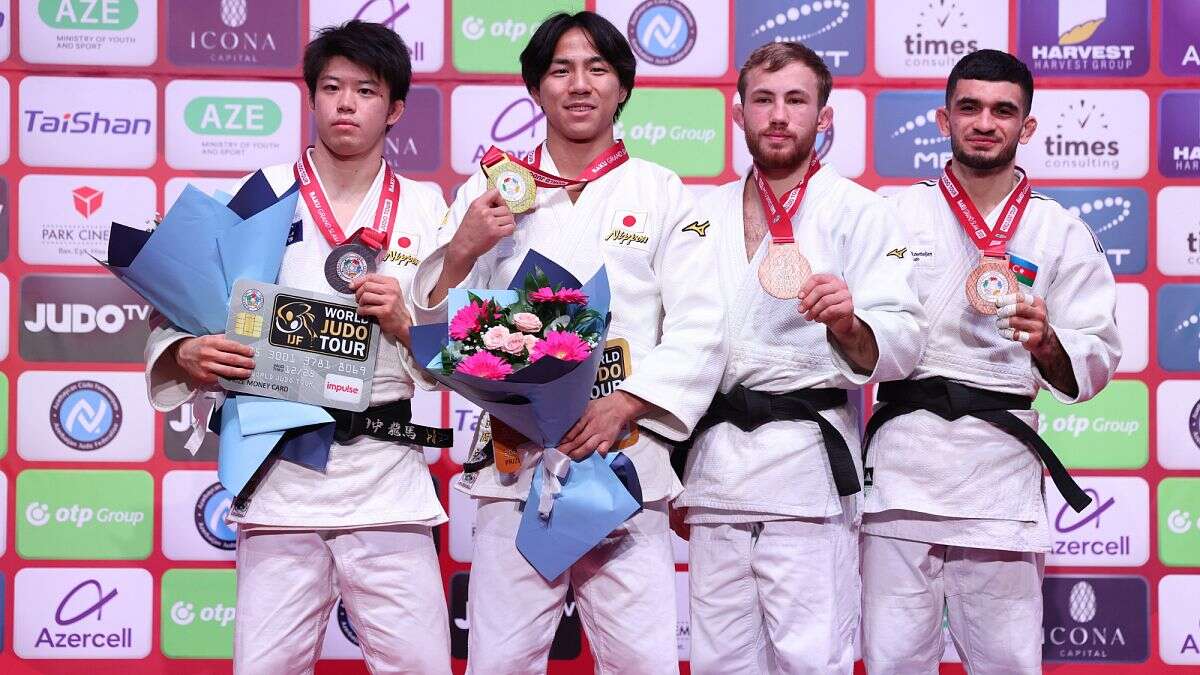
[23,109,150,136]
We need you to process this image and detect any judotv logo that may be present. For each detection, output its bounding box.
[17,470,153,559]
[49,380,122,451]
[194,482,236,550]
[184,97,281,136]
[628,0,696,66]
[38,0,138,30]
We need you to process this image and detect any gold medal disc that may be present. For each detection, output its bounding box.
[965,258,1018,315]
[485,159,537,214]
[758,242,812,299]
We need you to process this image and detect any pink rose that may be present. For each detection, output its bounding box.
[512,312,542,333]
[502,333,527,354]
[523,334,539,353]
[482,325,510,349]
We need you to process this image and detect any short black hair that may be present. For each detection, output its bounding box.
[520,11,637,121]
[945,49,1034,115]
[304,20,411,104]
[738,41,833,108]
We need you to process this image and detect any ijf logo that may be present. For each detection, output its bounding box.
[309,0,444,72]
[450,85,546,175]
[873,91,949,178]
[1042,576,1148,663]
[1018,0,1148,77]
[1155,381,1200,470]
[20,0,156,66]
[1047,475,1149,567]
[1159,575,1200,664]
[1157,284,1200,372]
[1021,89,1149,179]
[1038,187,1146,274]
[734,0,865,75]
[49,380,121,451]
[19,76,156,169]
[1156,187,1200,276]
[874,0,1008,78]
[14,567,152,659]
[1162,0,1200,76]
[167,0,299,68]
[1159,91,1200,178]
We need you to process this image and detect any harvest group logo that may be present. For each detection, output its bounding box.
[734,0,865,74]
[875,0,1006,77]
[166,80,300,171]
[20,0,156,66]
[1018,0,1148,77]
[1159,91,1200,178]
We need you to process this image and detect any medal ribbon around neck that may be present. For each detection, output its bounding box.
[752,154,821,245]
[480,140,629,188]
[293,145,400,252]
[937,159,1031,260]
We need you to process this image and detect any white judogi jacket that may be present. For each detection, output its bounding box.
[411,142,726,504]
[864,178,1121,551]
[678,165,924,521]
[145,159,449,529]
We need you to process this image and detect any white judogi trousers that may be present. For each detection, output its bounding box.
[687,508,859,674]
[233,525,451,674]
[466,498,679,675]
[861,534,1045,674]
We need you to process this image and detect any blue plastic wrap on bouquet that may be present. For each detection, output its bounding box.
[410,250,642,579]
[100,172,334,498]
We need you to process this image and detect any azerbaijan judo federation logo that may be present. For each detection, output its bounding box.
[194,482,237,550]
[629,0,696,66]
[50,380,122,451]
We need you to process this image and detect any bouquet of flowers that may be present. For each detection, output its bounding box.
[440,267,604,381]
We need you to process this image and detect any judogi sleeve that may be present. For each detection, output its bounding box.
[400,185,451,391]
[1035,221,1121,403]
[619,175,728,441]
[408,172,491,326]
[830,199,925,384]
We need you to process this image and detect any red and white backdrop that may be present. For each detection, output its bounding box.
[0,0,1196,672]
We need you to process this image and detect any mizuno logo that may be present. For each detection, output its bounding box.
[887,247,907,259]
[682,220,711,237]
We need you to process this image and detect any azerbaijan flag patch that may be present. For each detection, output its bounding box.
[1009,254,1038,287]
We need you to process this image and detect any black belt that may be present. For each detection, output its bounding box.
[327,399,453,448]
[672,385,859,497]
[862,376,1091,513]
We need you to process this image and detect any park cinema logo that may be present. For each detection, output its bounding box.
[734,0,864,74]
[19,175,156,266]
[167,0,299,68]
[1018,0,1148,77]
[1159,91,1200,178]
[875,0,1006,77]
[1042,576,1148,663]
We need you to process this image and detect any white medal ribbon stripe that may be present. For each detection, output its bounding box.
[184,388,225,454]
[537,447,572,519]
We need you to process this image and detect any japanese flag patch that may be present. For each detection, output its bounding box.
[604,210,651,251]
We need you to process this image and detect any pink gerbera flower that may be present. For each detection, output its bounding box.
[554,288,588,305]
[529,331,592,363]
[455,351,513,380]
[529,287,556,303]
[449,302,486,340]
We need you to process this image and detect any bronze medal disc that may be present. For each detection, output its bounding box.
[758,242,812,299]
[965,258,1018,315]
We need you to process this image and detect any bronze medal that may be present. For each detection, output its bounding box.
[758,241,812,299]
[965,257,1018,315]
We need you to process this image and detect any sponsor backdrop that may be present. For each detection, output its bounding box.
[0,0,1194,672]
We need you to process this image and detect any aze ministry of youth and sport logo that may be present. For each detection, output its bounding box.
[49,380,121,452]
[734,1,864,75]
[1018,0,1148,77]
[1042,576,1149,663]
[194,482,236,551]
[628,0,696,66]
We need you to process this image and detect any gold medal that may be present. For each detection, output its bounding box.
[758,241,812,299]
[485,158,537,214]
[965,257,1018,315]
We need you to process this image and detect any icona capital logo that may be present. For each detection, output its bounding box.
[168,0,299,68]
[38,0,138,30]
[1042,576,1148,663]
[184,96,281,136]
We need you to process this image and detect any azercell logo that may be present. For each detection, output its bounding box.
[184,97,281,136]
[23,109,150,136]
[1048,477,1148,566]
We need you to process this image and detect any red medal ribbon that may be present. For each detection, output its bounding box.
[480,140,629,189]
[293,145,400,251]
[937,160,1031,259]
[752,154,821,245]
